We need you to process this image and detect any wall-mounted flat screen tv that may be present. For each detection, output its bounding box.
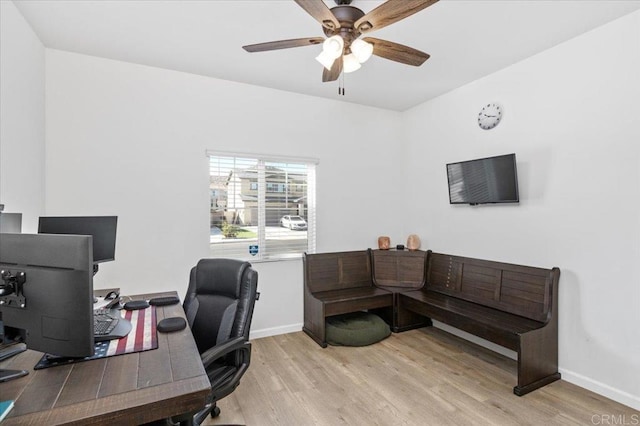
[446,153,519,205]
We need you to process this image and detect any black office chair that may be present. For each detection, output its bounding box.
[172,258,259,425]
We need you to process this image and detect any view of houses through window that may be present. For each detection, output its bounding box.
[208,153,316,261]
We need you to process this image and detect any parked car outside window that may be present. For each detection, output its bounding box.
[280,215,307,230]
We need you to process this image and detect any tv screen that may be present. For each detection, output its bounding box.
[446,154,519,205]
[38,216,118,263]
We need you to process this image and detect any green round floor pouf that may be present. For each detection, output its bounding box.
[326,312,391,346]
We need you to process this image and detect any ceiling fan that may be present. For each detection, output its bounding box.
[242,0,439,83]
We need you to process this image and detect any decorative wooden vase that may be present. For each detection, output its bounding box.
[378,236,391,250]
[407,234,421,251]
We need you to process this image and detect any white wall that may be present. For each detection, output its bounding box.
[44,49,403,338]
[402,11,640,409]
[0,1,45,231]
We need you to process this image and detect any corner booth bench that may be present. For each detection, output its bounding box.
[303,250,394,348]
[303,249,560,396]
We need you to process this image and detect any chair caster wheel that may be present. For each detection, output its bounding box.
[211,406,221,418]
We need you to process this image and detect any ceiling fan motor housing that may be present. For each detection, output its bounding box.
[324,5,366,46]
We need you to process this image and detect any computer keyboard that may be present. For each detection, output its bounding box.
[94,311,120,336]
[94,307,114,316]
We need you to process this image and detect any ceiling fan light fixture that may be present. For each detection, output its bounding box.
[343,53,361,73]
[243,0,438,84]
[322,35,344,59]
[351,39,373,63]
[316,50,336,70]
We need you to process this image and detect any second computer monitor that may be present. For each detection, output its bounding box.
[38,216,118,264]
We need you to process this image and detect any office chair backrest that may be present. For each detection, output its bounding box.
[183,258,258,354]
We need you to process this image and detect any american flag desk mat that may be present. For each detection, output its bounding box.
[34,306,158,370]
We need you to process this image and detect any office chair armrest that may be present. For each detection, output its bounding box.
[200,336,250,369]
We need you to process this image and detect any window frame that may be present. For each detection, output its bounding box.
[207,150,318,262]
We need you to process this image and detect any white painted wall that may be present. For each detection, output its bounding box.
[402,11,640,409]
[0,1,45,231]
[44,49,403,338]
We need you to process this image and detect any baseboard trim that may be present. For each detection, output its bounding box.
[559,368,640,411]
[250,323,303,340]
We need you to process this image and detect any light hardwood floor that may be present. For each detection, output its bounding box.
[204,328,639,425]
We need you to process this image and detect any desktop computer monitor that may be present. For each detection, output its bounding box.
[0,233,94,358]
[38,216,117,272]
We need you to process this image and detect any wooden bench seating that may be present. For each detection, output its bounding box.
[303,248,560,396]
[398,252,560,395]
[303,250,394,347]
[370,248,428,291]
[400,291,545,349]
[369,248,431,332]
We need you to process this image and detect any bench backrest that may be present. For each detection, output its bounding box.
[304,251,372,293]
[426,253,559,323]
[370,249,429,289]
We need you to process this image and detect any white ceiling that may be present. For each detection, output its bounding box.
[13,0,640,111]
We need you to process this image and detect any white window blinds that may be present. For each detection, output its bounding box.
[208,152,317,261]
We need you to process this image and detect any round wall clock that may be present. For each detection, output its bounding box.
[478,103,503,130]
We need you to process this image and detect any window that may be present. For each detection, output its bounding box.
[208,152,317,261]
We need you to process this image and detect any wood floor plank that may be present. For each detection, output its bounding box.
[205,329,639,426]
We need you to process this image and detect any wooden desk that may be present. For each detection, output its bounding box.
[0,291,210,425]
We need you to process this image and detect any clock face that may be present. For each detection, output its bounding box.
[478,103,502,130]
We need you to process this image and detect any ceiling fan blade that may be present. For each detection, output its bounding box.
[363,37,430,66]
[243,37,325,53]
[355,0,439,34]
[322,56,343,82]
[294,0,341,31]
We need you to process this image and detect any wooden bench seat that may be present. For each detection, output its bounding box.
[369,248,430,331]
[400,290,545,350]
[397,252,560,396]
[313,287,393,316]
[303,248,560,396]
[303,250,394,347]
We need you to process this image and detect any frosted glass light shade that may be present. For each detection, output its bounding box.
[351,39,373,63]
[343,53,361,73]
[316,50,336,70]
[322,35,344,59]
